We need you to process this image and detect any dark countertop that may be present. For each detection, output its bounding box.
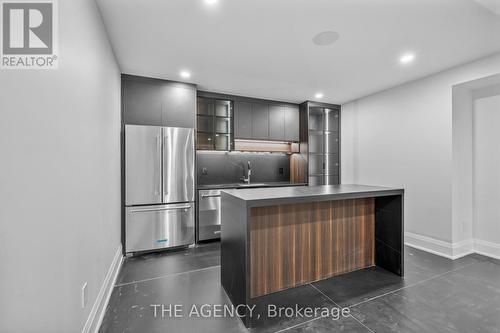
[221,184,404,207]
[197,182,307,190]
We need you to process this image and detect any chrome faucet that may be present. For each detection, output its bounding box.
[241,161,251,184]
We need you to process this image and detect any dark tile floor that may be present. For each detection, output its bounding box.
[99,243,500,333]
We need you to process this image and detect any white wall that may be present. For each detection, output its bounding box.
[451,77,500,250]
[451,85,474,246]
[341,53,500,257]
[450,77,500,258]
[473,94,500,246]
[0,0,121,332]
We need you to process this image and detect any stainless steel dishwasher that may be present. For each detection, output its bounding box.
[198,189,221,241]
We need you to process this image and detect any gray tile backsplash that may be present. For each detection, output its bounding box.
[197,151,290,185]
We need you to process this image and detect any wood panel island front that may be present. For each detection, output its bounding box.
[220,184,404,327]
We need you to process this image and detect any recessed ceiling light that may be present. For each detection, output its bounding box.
[205,0,218,5]
[180,70,191,79]
[399,53,415,64]
[315,93,324,99]
[312,31,340,46]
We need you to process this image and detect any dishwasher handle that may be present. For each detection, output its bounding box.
[201,194,221,199]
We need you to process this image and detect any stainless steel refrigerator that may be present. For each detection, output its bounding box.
[125,125,195,253]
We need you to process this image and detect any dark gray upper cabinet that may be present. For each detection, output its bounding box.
[162,85,196,128]
[284,106,300,141]
[123,79,163,126]
[251,103,269,140]
[269,105,285,140]
[122,75,196,128]
[234,101,252,139]
[202,91,301,142]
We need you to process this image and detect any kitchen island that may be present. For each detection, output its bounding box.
[220,184,404,327]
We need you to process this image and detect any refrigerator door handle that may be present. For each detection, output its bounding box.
[163,133,168,201]
[130,205,192,213]
[155,134,162,197]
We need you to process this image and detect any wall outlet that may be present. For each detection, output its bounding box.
[81,282,88,309]
[279,167,284,175]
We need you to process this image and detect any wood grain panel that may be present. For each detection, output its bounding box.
[250,198,375,298]
[290,153,307,183]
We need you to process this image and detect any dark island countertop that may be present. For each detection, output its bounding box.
[220,183,405,324]
[221,184,404,207]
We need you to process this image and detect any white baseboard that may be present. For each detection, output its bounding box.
[405,232,500,260]
[405,232,455,259]
[474,239,500,260]
[451,239,475,259]
[82,245,123,333]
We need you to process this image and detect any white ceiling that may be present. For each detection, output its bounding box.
[473,0,500,16]
[97,0,500,104]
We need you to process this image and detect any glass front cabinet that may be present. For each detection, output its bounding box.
[308,106,340,185]
[196,97,234,151]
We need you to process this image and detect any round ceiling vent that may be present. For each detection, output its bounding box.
[312,31,340,46]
